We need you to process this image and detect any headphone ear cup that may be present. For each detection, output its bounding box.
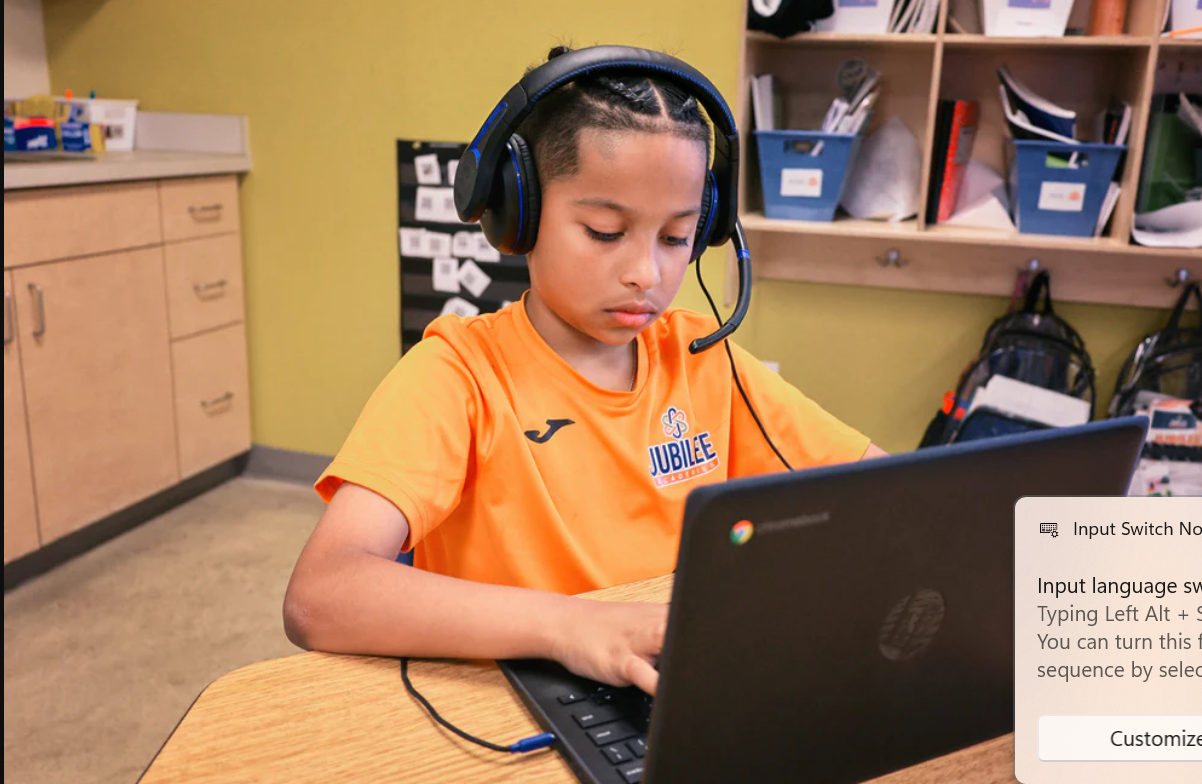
[480,134,541,256]
[691,170,718,262]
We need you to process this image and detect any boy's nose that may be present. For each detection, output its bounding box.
[620,240,662,291]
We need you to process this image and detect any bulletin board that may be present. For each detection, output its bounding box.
[396,139,531,354]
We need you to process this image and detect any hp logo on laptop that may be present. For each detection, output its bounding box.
[878,589,945,662]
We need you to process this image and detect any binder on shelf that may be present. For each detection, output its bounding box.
[927,99,981,224]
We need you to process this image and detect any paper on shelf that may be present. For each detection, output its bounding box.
[1094,182,1121,237]
[1131,200,1202,248]
[943,160,1016,232]
[839,116,922,222]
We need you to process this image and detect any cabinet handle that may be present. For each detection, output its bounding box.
[188,204,224,222]
[28,283,46,337]
[4,289,13,346]
[193,279,229,296]
[200,391,235,409]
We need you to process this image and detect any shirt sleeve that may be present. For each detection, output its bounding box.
[726,342,871,478]
[314,335,478,550]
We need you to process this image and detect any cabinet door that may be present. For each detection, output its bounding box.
[4,271,40,563]
[14,249,180,544]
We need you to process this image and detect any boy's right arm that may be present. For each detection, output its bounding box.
[283,482,665,694]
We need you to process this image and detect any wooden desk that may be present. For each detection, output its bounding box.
[141,575,1018,783]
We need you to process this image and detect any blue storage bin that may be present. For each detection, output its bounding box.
[755,130,863,222]
[1011,140,1125,237]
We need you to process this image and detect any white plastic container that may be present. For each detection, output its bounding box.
[1170,0,1202,38]
[87,98,138,151]
[813,0,897,34]
[980,0,1075,37]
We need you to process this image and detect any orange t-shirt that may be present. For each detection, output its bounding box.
[316,300,869,594]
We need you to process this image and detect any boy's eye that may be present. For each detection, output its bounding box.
[585,227,622,243]
[663,236,690,248]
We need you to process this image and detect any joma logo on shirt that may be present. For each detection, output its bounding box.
[648,407,720,488]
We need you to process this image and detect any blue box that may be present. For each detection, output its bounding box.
[1011,140,1125,237]
[755,130,863,222]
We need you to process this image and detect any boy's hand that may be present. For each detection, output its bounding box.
[550,599,667,695]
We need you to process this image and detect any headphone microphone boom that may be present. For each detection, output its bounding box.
[452,45,752,355]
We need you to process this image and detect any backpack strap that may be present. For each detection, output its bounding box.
[1165,281,1201,332]
[1022,270,1055,315]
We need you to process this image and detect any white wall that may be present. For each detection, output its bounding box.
[4,0,50,97]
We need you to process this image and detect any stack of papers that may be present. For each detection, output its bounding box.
[1132,200,1202,248]
[967,375,1091,429]
[889,0,939,32]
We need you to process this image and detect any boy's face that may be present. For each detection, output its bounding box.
[530,129,708,347]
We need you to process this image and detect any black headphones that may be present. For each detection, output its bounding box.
[453,45,751,354]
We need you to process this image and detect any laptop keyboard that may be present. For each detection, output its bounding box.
[556,682,654,783]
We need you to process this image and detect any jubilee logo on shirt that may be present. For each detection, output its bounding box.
[648,406,720,488]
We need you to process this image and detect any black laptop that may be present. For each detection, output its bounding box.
[499,418,1147,784]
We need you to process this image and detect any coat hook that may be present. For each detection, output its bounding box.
[1166,268,1192,288]
[1024,258,1042,273]
[876,248,908,269]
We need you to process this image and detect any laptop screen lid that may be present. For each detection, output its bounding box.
[643,418,1147,784]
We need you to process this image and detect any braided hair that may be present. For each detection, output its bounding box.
[520,46,712,186]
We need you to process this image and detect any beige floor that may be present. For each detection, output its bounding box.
[3,477,323,784]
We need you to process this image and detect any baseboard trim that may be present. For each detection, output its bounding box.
[3,454,248,592]
[243,445,332,485]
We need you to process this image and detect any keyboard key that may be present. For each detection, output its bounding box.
[627,737,646,758]
[588,721,639,746]
[618,761,645,783]
[602,745,631,765]
[557,692,587,705]
[572,705,622,729]
[592,690,616,705]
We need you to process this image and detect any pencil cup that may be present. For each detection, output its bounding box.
[755,130,864,222]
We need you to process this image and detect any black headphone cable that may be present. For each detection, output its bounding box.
[695,257,794,472]
[400,657,555,754]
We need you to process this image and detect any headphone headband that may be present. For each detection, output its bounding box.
[454,45,739,248]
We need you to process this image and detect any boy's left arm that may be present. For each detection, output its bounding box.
[726,343,883,475]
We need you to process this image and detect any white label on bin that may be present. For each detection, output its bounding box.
[781,169,824,198]
[1037,182,1086,212]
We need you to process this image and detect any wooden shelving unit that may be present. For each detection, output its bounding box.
[733,0,1201,309]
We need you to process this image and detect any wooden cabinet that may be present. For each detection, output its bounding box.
[164,234,246,339]
[3,181,162,268]
[4,271,40,564]
[2,174,250,560]
[173,324,251,478]
[159,176,241,242]
[13,250,180,543]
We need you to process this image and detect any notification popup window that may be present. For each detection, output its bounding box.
[1015,497,1201,784]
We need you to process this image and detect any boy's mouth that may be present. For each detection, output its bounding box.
[606,304,656,328]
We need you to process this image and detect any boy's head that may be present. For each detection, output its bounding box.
[520,46,713,347]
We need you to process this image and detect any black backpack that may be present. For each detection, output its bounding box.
[919,271,1096,448]
[1109,281,1202,418]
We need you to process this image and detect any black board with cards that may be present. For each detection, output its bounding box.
[397,139,530,355]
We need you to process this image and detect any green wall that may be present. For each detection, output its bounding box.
[44,0,1166,454]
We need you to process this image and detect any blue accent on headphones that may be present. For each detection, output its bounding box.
[469,100,508,159]
[507,142,524,251]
